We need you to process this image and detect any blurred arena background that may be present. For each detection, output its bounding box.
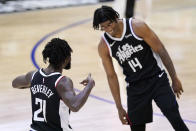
[0,0,196,131]
[0,0,99,13]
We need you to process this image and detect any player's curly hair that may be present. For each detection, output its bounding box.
[42,38,73,69]
[93,5,119,30]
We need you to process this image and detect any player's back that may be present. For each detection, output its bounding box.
[30,69,72,131]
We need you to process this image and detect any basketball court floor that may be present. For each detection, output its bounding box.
[0,0,196,130]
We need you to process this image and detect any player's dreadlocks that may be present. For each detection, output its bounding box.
[42,38,73,69]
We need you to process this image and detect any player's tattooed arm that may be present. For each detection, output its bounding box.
[56,74,95,112]
[12,71,35,89]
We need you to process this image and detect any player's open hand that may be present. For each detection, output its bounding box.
[172,76,184,99]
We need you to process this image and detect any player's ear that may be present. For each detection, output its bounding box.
[64,56,71,70]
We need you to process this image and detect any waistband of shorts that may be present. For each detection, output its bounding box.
[127,70,165,86]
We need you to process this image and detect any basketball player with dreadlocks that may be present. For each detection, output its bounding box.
[93,5,189,131]
[12,38,95,131]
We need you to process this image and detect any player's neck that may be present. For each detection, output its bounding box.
[111,20,123,38]
[44,65,62,74]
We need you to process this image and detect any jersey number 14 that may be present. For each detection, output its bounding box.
[128,58,142,72]
[33,98,47,122]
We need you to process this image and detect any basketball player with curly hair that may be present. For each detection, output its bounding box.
[12,38,95,131]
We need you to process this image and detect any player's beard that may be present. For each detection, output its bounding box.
[64,62,71,70]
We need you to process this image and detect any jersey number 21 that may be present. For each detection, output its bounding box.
[33,98,47,122]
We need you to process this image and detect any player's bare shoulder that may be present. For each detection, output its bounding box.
[57,76,73,91]
[98,38,105,51]
[131,18,146,28]
[26,70,37,82]
[131,18,149,38]
[98,38,110,58]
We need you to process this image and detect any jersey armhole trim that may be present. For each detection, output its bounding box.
[129,18,143,41]
[101,34,112,57]
[55,76,64,88]
[31,71,37,82]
